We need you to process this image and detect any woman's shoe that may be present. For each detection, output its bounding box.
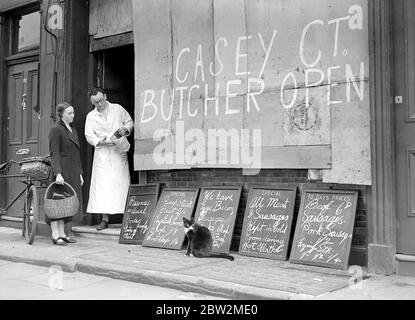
[51,237,66,246]
[59,236,77,243]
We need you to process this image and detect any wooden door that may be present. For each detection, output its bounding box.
[394,1,415,256]
[4,61,40,217]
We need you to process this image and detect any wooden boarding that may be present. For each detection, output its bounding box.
[239,186,297,260]
[142,187,200,250]
[193,186,242,254]
[119,184,160,244]
[289,189,358,270]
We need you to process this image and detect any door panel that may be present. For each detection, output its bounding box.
[4,61,39,217]
[26,68,39,143]
[395,111,415,254]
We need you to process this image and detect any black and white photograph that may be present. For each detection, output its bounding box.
[0,0,414,310]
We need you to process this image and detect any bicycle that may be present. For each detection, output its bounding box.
[0,156,51,244]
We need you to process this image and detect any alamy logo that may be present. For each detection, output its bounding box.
[152,121,262,171]
[48,265,63,290]
[48,4,63,30]
[348,265,363,290]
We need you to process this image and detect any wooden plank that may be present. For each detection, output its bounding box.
[89,32,133,52]
[133,0,171,92]
[92,0,133,39]
[38,0,56,158]
[171,98,204,162]
[133,0,172,141]
[243,91,284,147]
[134,145,331,170]
[135,138,163,155]
[283,85,331,145]
[88,0,99,36]
[203,96,244,131]
[322,81,371,185]
[249,146,331,169]
[134,153,191,171]
[0,0,36,12]
[136,89,173,140]
[171,98,204,132]
[213,0,247,96]
[246,0,369,89]
[171,0,214,99]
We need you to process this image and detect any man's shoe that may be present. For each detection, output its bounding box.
[96,220,108,231]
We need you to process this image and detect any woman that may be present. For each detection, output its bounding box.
[48,102,84,245]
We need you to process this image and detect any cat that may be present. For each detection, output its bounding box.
[183,217,234,261]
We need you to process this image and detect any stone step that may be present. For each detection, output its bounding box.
[71,224,121,241]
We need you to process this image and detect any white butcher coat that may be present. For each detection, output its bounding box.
[85,102,134,214]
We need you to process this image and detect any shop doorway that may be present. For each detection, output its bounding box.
[94,44,136,224]
[1,6,41,223]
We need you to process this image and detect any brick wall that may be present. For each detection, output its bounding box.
[148,168,369,266]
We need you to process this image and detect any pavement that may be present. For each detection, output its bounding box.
[1,226,415,300]
[0,261,225,300]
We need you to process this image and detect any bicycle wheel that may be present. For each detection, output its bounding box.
[24,185,39,244]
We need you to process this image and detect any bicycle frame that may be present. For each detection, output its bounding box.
[0,173,40,215]
[1,156,51,244]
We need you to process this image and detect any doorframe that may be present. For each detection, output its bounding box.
[0,13,8,211]
[0,2,40,218]
[368,0,397,275]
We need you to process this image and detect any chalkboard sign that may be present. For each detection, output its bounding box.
[119,184,160,244]
[193,186,242,254]
[289,189,358,270]
[239,186,297,260]
[142,187,199,250]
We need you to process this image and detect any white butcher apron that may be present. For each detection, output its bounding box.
[85,102,133,214]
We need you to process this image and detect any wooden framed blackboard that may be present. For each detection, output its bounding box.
[239,186,297,260]
[119,184,160,244]
[142,187,200,250]
[289,189,358,270]
[193,186,242,254]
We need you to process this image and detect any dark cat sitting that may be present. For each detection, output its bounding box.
[183,217,234,261]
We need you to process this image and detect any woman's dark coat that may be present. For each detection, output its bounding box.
[47,120,83,223]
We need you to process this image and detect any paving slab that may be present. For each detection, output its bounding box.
[0,262,226,300]
[75,245,221,273]
[32,276,225,300]
[0,262,48,281]
[178,260,350,296]
[20,269,108,291]
[0,279,58,299]
[312,275,415,300]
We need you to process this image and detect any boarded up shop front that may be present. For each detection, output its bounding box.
[124,0,370,265]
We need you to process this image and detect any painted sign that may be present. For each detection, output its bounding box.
[132,0,370,185]
[289,189,358,269]
[193,186,242,253]
[119,184,160,244]
[239,186,297,260]
[142,187,199,250]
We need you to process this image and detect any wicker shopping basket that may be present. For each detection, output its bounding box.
[44,182,79,219]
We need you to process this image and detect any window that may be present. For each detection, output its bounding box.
[11,10,40,54]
